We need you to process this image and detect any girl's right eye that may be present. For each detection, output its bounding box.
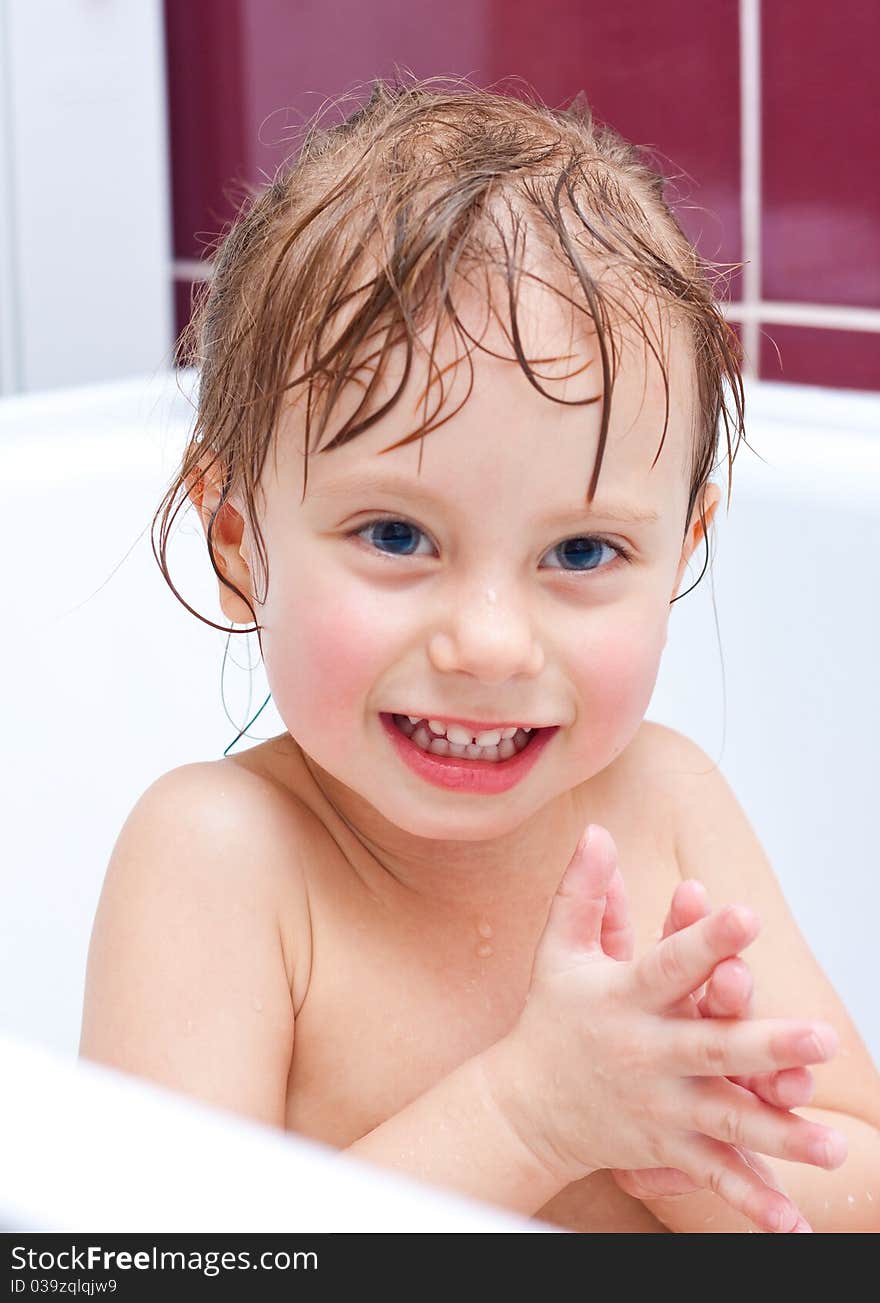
[351,517,433,558]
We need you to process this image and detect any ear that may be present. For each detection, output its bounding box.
[671,480,722,601]
[185,457,258,625]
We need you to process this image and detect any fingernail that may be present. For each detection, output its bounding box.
[817,1023,840,1058]
[810,1137,835,1167]
[766,1205,787,1232]
[795,1031,830,1061]
[724,905,757,937]
[816,1131,847,1168]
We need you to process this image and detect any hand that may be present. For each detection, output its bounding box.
[681,880,816,1107]
[610,878,817,1230]
[486,824,844,1233]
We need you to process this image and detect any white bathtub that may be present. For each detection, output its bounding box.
[0,1033,541,1231]
[0,368,877,1225]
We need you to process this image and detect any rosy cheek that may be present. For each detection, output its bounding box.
[262,577,387,736]
[569,617,667,749]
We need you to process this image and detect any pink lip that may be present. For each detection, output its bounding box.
[379,712,559,795]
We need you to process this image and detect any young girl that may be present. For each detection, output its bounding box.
[79,78,880,1233]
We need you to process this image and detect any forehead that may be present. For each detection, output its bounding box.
[272,247,696,518]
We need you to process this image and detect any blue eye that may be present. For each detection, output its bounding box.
[349,516,632,571]
[354,518,432,557]
[543,535,627,572]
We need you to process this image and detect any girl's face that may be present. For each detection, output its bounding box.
[216,280,718,891]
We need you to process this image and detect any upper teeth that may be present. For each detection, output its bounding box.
[407,716,532,747]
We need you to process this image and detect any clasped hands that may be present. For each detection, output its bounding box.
[603,868,833,1230]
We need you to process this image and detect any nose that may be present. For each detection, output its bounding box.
[427,579,545,682]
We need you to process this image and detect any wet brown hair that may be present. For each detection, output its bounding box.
[153,73,748,636]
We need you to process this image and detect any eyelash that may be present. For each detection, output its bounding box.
[346,514,634,573]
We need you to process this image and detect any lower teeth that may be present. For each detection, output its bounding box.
[391,715,533,763]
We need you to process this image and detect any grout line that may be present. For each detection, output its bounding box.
[723,302,880,332]
[740,0,762,378]
[170,253,880,334]
[173,258,213,282]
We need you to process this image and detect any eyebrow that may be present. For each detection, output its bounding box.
[308,472,660,525]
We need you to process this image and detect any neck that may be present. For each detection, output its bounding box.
[297,743,589,927]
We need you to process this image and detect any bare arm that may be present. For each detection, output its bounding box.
[345,1039,567,1217]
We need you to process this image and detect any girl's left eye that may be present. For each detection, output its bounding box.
[347,516,632,572]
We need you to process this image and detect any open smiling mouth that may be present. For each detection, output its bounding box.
[378,712,560,793]
[388,713,542,763]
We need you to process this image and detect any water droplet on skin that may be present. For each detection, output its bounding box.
[476,942,494,959]
[185,1018,193,1034]
[477,920,493,939]
[847,1195,855,1206]
[866,1192,873,1203]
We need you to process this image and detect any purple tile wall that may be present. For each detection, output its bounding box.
[164,0,488,286]
[484,1,742,297]
[760,326,880,393]
[237,0,488,193]
[762,0,880,310]
[164,1,248,265]
[163,1,879,393]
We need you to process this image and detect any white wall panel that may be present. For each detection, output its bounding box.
[0,0,172,394]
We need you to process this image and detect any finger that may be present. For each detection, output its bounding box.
[729,1067,815,1110]
[612,1166,702,1199]
[734,1150,812,1231]
[661,879,710,940]
[630,906,761,1013]
[659,882,713,1015]
[601,867,635,961]
[664,1134,808,1233]
[662,1017,840,1078]
[732,1141,811,1228]
[699,956,754,1019]
[735,1146,788,1194]
[682,1076,848,1170]
[541,824,618,957]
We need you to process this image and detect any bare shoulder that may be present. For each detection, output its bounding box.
[615,719,715,792]
[607,720,726,850]
[586,719,685,858]
[145,758,317,1010]
[652,725,880,1125]
[572,722,686,955]
[79,759,316,1125]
